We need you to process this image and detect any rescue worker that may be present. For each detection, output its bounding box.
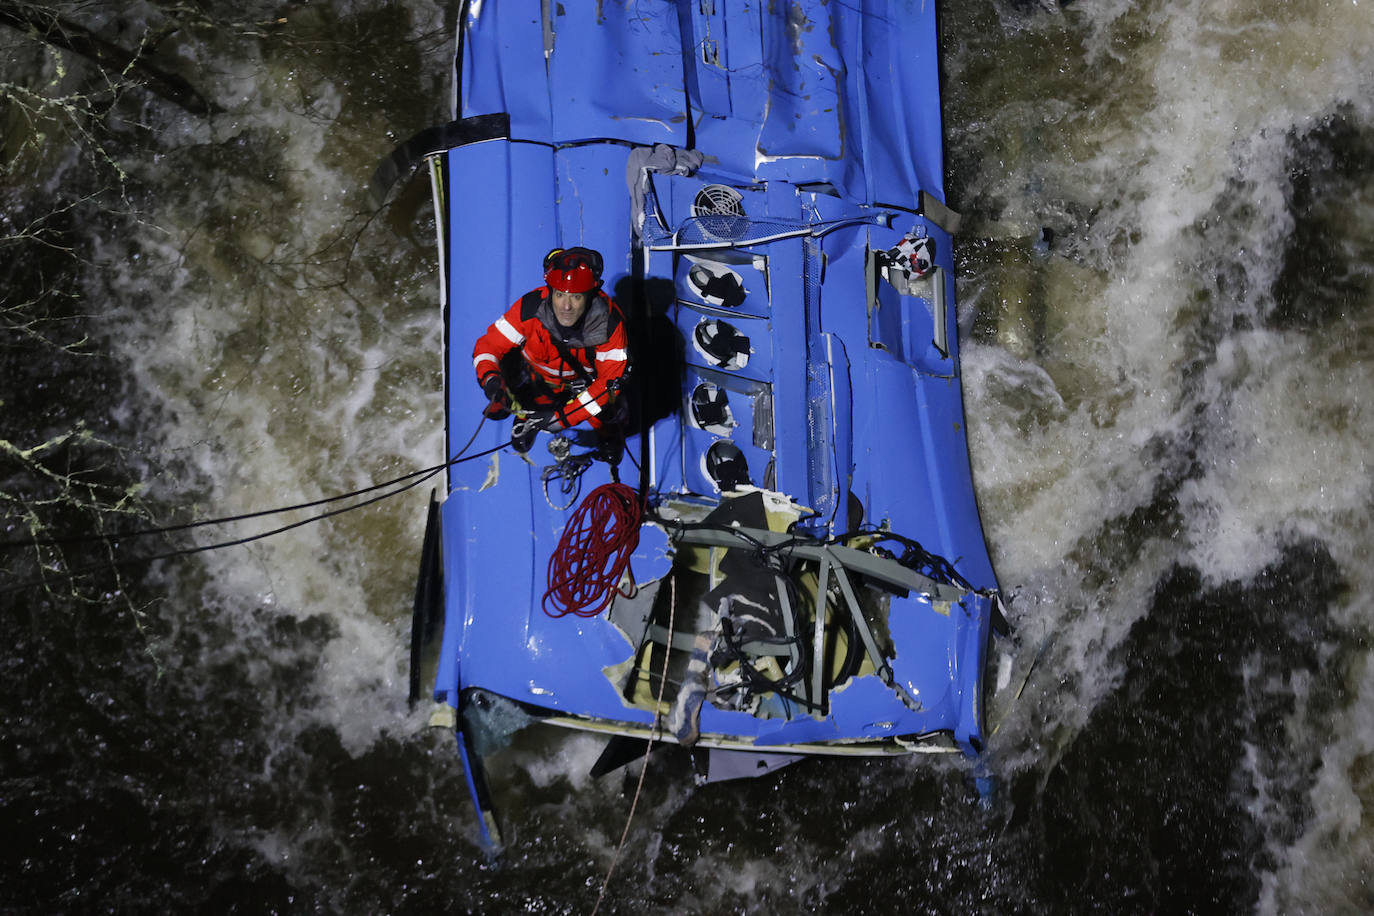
[473,247,628,454]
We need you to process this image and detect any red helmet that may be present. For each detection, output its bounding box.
[543,247,603,294]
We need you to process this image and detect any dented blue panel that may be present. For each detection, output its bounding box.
[461,0,689,147]
[547,2,689,146]
[755,7,844,163]
[459,5,551,139]
[457,0,948,209]
[852,1,948,202]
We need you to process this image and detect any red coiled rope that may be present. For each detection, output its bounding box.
[543,482,643,618]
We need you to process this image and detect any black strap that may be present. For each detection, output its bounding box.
[369,113,511,206]
[548,333,597,389]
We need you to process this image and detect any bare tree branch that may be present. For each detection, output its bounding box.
[0,1,221,115]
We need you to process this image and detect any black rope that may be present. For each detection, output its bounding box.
[1,419,503,596]
[0,416,489,552]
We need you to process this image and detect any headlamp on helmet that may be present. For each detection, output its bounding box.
[543,246,604,294]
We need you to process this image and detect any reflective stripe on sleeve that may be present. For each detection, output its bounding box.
[576,390,602,416]
[474,353,498,371]
[495,316,524,345]
[595,348,628,362]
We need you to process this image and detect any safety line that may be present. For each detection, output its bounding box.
[591,573,675,916]
[0,462,444,550]
[0,417,489,551]
[1,420,501,596]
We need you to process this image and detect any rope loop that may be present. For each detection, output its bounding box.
[542,482,643,618]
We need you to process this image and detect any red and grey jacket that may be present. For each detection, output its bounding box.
[472,286,628,428]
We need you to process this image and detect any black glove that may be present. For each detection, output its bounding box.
[510,415,539,453]
[509,408,562,454]
[481,374,511,420]
[530,406,563,432]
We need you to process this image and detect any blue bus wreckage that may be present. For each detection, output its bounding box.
[379,0,1008,846]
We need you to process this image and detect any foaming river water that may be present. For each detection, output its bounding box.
[2,1,1371,912]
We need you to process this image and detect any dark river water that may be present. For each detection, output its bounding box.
[3,1,1371,912]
